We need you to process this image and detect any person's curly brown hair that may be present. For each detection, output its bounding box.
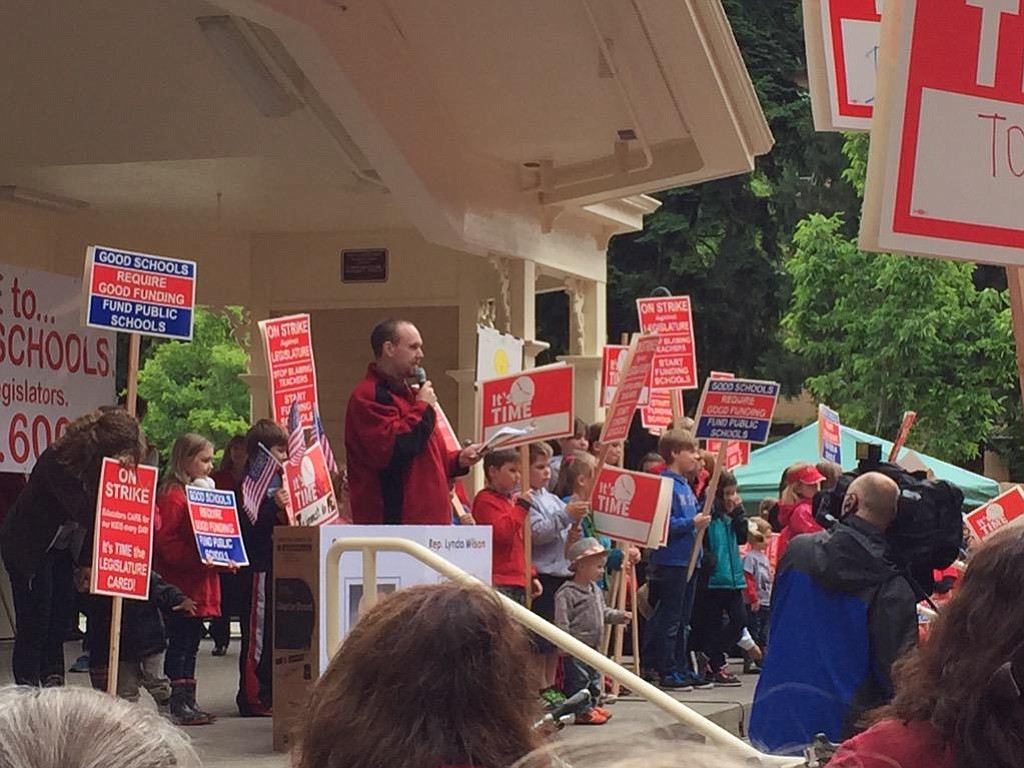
[54,408,142,490]
[293,582,543,768]
[869,527,1024,768]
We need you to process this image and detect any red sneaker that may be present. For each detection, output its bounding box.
[574,709,609,725]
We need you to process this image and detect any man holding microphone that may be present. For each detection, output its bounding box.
[345,319,483,525]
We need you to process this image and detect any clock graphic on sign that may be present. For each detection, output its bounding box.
[508,376,535,406]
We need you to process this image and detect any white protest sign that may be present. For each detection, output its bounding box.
[476,325,524,383]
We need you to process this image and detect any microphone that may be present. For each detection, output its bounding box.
[410,366,427,391]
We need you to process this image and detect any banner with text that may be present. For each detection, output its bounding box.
[0,265,115,472]
[259,314,319,428]
[284,441,339,527]
[861,1,1024,265]
[965,485,1024,541]
[83,245,196,340]
[590,465,672,548]
[705,371,749,469]
[636,296,697,390]
[90,458,158,600]
[186,486,249,567]
[694,378,780,445]
[602,334,659,443]
[479,364,574,449]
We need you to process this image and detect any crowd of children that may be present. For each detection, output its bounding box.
[459,419,815,726]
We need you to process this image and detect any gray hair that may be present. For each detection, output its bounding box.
[0,686,200,768]
[513,739,766,768]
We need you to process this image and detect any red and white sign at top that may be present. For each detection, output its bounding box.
[862,1,1024,265]
[601,334,659,444]
[90,458,158,601]
[479,364,575,449]
[965,485,1024,540]
[805,0,883,131]
[259,314,319,428]
[600,345,629,408]
[636,296,697,390]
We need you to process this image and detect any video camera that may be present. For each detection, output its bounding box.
[813,441,965,598]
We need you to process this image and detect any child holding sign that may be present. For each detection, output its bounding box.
[473,449,541,605]
[525,441,587,706]
[153,433,220,726]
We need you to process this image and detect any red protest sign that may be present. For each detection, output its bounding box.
[706,439,751,470]
[90,458,158,600]
[636,296,697,390]
[640,387,684,434]
[804,0,882,131]
[590,465,673,548]
[259,314,319,428]
[600,345,629,408]
[965,486,1024,540]
[602,334,659,444]
[284,441,339,527]
[479,364,574,449]
[863,1,1024,264]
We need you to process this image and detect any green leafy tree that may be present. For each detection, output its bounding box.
[782,136,1017,462]
[136,307,251,457]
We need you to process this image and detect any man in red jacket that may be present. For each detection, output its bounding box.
[345,319,482,525]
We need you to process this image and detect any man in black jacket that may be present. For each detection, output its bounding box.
[749,472,918,755]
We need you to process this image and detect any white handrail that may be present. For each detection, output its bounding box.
[324,537,800,767]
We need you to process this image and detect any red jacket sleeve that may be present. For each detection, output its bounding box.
[472,491,522,544]
[345,384,437,472]
[154,486,202,575]
[790,499,824,536]
[744,571,759,606]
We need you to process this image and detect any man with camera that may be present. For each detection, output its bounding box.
[749,472,919,755]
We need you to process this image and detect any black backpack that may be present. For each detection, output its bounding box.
[815,461,965,596]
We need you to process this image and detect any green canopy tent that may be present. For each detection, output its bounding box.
[733,423,999,510]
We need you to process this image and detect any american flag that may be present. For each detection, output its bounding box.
[287,401,305,465]
[313,407,340,476]
[241,443,280,524]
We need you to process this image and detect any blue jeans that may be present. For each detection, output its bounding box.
[563,655,602,713]
[643,564,698,676]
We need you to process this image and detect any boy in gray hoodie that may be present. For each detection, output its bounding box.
[554,537,630,725]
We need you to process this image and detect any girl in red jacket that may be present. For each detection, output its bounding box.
[776,463,825,560]
[153,433,218,726]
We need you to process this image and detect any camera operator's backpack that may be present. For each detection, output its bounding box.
[815,461,965,596]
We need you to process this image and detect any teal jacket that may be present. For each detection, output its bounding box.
[705,501,748,590]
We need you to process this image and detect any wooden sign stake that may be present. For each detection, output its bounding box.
[686,441,728,582]
[107,332,140,696]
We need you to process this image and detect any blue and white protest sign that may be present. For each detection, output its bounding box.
[185,486,249,567]
[694,378,781,445]
[818,404,842,464]
[84,245,196,340]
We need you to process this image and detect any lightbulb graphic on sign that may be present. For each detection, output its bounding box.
[493,348,510,376]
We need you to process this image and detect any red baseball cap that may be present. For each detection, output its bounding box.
[790,465,826,486]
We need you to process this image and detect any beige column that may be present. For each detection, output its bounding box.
[558,277,606,424]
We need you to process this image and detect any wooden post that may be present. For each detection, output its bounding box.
[629,567,641,675]
[610,549,629,696]
[599,571,620,656]
[686,441,728,582]
[520,444,533,609]
[107,332,141,696]
[670,391,683,429]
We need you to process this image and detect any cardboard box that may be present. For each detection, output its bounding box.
[271,525,492,751]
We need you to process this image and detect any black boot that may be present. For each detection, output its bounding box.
[183,678,216,723]
[170,680,211,726]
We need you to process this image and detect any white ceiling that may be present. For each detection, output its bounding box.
[0,0,403,232]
